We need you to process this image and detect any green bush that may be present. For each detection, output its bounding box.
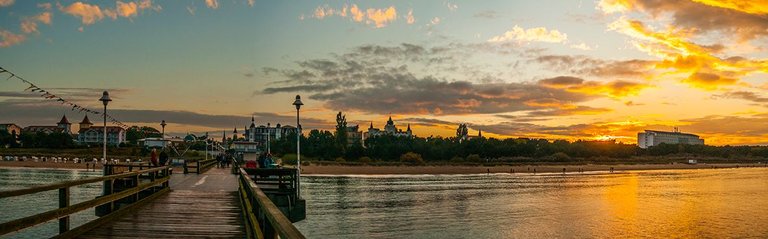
[359,156,372,164]
[552,152,571,161]
[335,157,346,163]
[466,154,481,163]
[450,156,464,163]
[400,152,424,165]
[282,154,297,165]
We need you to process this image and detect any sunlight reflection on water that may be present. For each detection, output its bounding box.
[295,168,768,238]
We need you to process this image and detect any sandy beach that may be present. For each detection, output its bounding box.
[0,160,102,170]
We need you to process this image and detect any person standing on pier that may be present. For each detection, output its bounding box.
[150,148,158,166]
[159,149,169,166]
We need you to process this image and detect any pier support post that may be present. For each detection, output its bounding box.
[58,187,70,233]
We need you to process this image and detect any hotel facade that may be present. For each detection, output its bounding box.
[637,130,704,149]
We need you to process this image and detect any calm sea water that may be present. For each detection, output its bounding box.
[295,168,768,238]
[0,168,102,239]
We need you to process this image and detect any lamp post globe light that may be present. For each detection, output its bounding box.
[99,91,111,163]
[292,95,303,198]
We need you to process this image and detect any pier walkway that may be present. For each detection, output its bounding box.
[80,167,245,238]
[0,162,305,239]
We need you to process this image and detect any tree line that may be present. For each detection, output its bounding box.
[266,112,768,163]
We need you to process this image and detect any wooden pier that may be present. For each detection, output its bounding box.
[0,163,306,239]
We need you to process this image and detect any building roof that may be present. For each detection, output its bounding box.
[644,130,700,138]
[24,126,66,133]
[58,115,70,124]
[0,123,21,128]
[79,115,92,124]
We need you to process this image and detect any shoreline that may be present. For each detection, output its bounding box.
[300,163,766,175]
[1,161,765,175]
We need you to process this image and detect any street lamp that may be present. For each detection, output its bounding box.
[160,120,166,138]
[99,91,111,163]
[292,95,303,198]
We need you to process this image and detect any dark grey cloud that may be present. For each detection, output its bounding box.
[259,43,610,116]
[473,10,499,19]
[534,55,656,77]
[0,88,132,102]
[715,91,768,104]
[625,0,768,41]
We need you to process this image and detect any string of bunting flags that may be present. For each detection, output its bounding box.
[1,66,130,130]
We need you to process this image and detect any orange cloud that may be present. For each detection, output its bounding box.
[20,10,51,34]
[488,25,568,43]
[116,1,138,18]
[0,0,13,8]
[605,16,768,89]
[682,72,738,90]
[60,2,105,25]
[366,6,397,28]
[406,9,415,24]
[309,4,401,28]
[539,76,648,98]
[0,30,25,48]
[691,0,768,15]
[349,4,364,22]
[205,0,218,9]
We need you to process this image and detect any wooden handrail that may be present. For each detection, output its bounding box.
[0,166,170,198]
[239,168,305,239]
[0,166,171,237]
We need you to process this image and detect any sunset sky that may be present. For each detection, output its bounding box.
[2,0,768,145]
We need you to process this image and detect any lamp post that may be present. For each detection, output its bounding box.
[160,120,166,138]
[99,91,111,163]
[292,95,303,199]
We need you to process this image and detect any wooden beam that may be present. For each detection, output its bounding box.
[52,187,170,239]
[0,177,168,236]
[0,166,171,198]
[239,168,305,239]
[58,188,70,234]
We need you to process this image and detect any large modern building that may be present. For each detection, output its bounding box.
[637,129,704,148]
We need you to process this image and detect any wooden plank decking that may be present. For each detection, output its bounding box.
[79,167,245,238]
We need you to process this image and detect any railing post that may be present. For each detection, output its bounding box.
[197,160,201,174]
[108,179,115,213]
[134,174,140,202]
[183,159,188,174]
[58,187,70,233]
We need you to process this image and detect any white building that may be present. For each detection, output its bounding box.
[365,117,412,140]
[138,137,183,148]
[76,115,126,145]
[241,116,298,145]
[638,129,704,149]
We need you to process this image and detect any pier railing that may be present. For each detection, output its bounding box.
[183,158,217,174]
[238,167,306,239]
[0,165,171,238]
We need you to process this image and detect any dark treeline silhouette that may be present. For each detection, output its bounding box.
[271,129,768,163]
